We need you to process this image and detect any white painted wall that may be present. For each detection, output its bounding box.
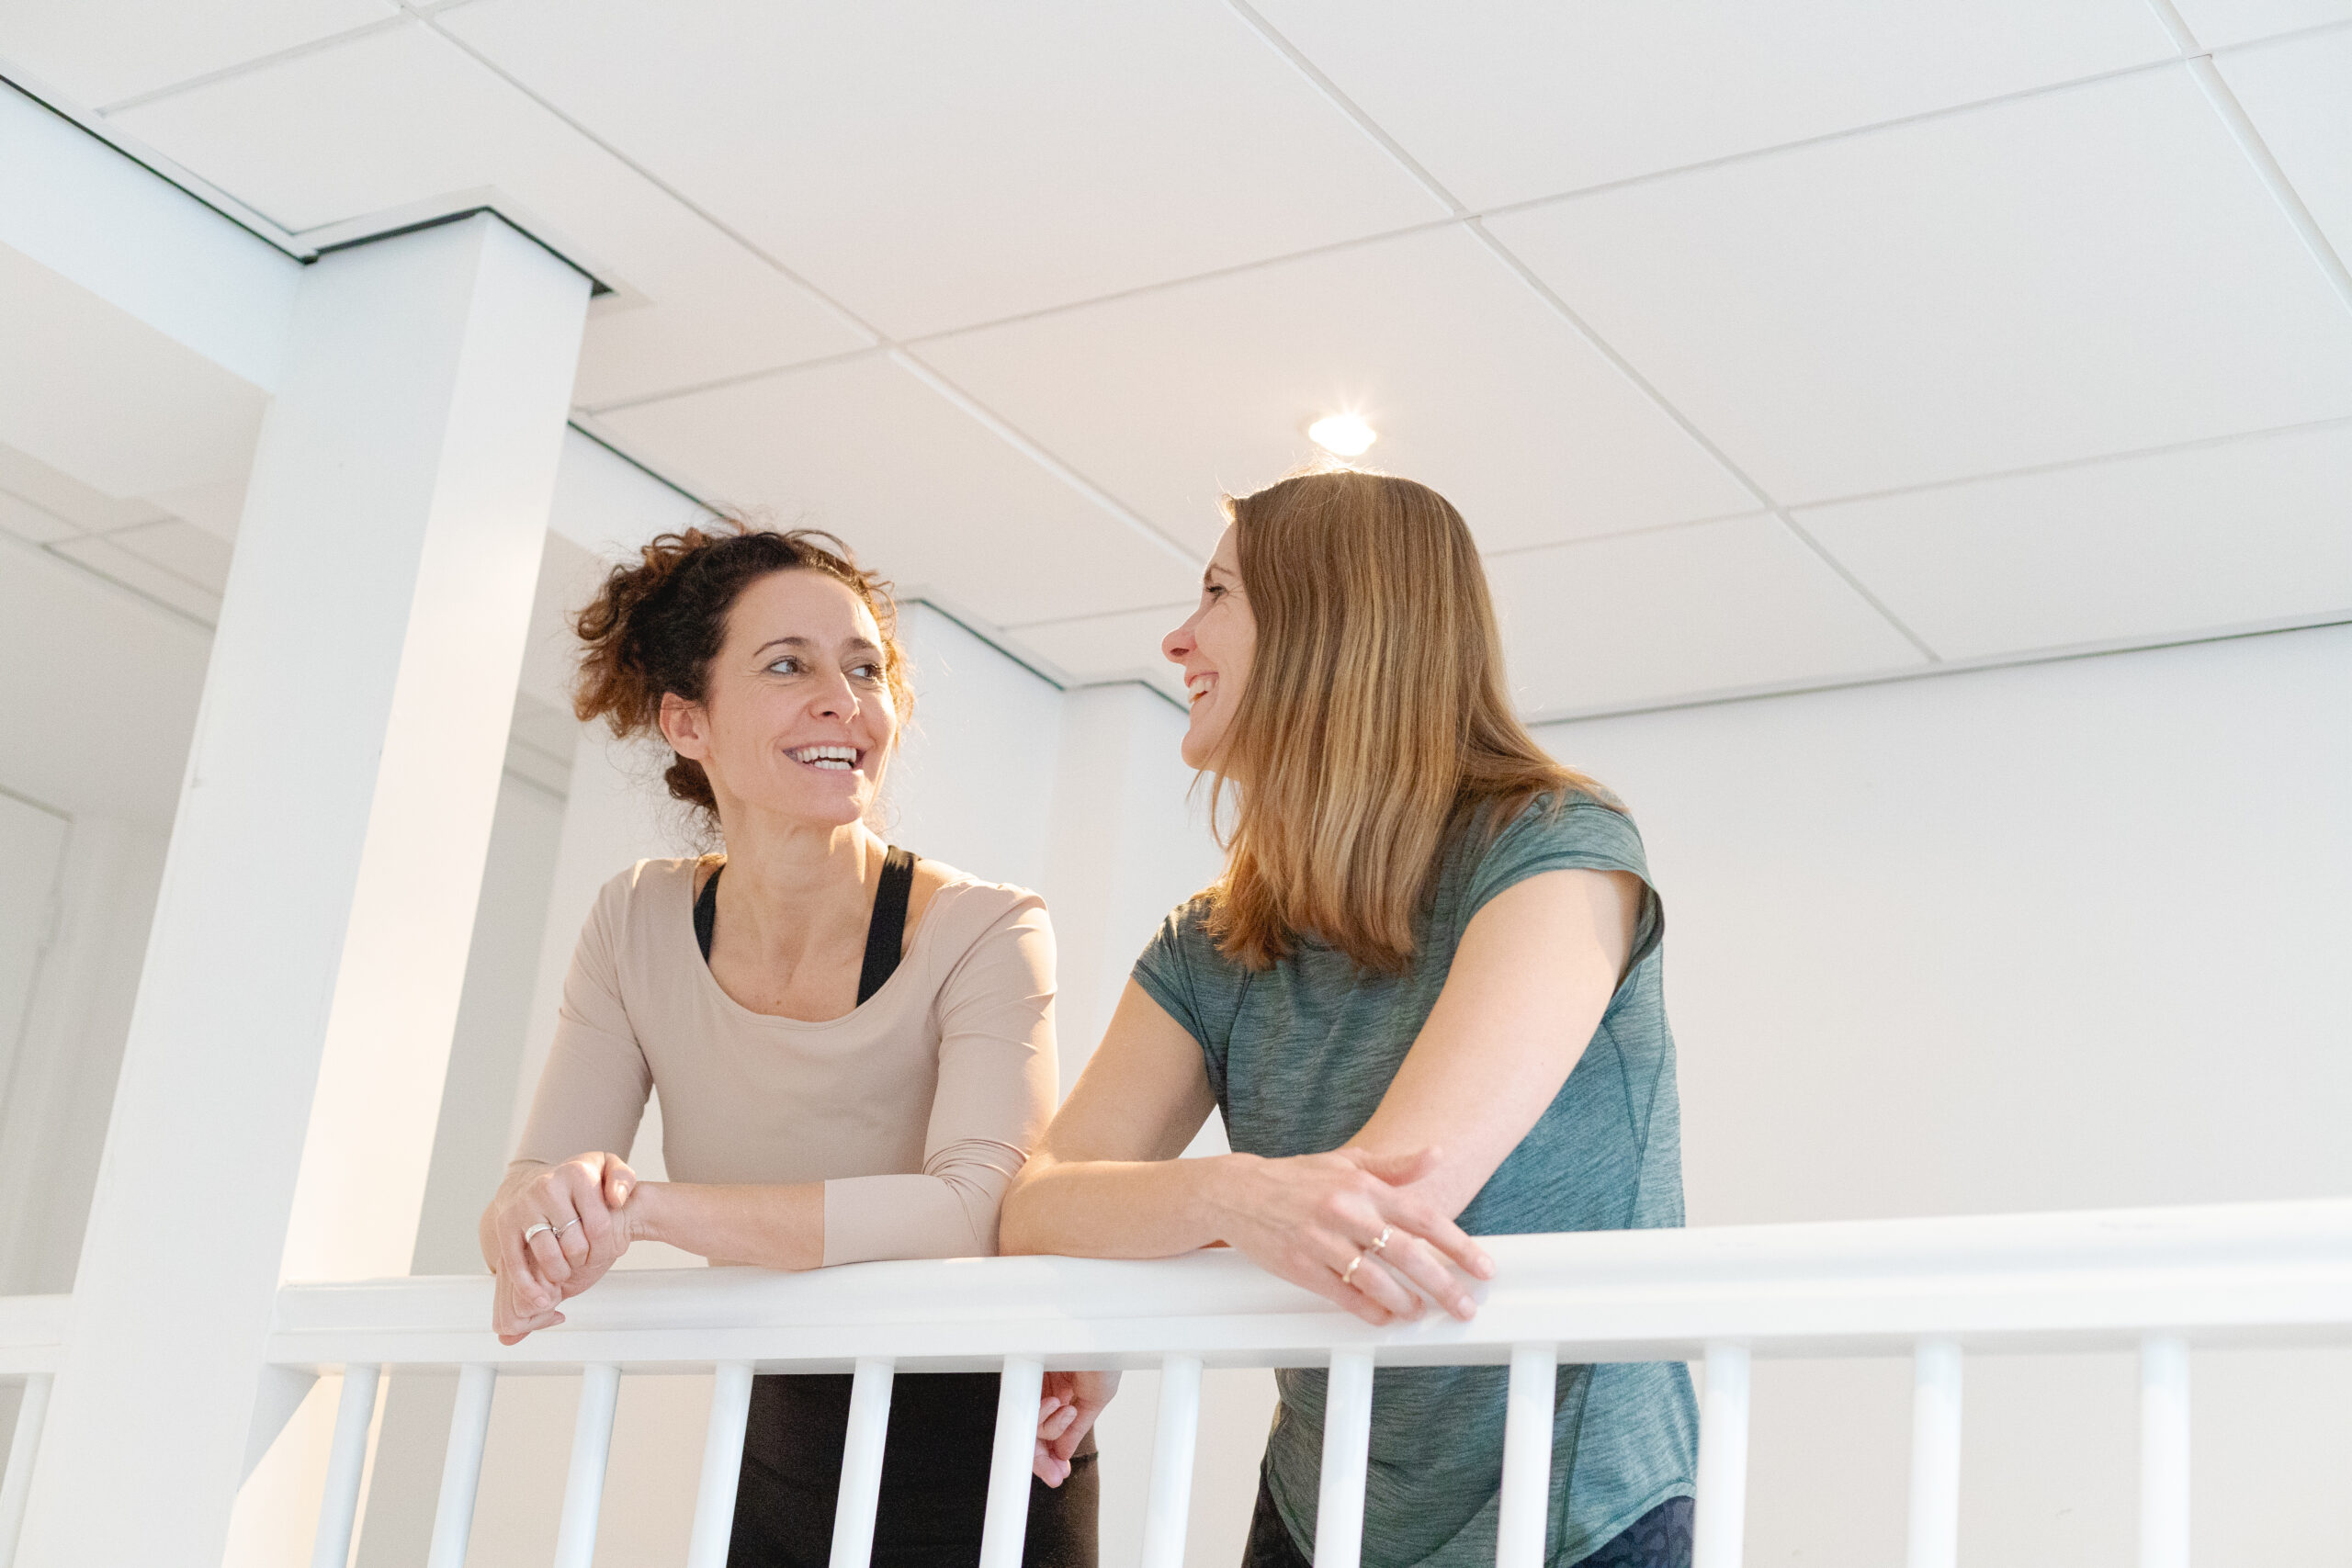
[1531,621,2352,1567]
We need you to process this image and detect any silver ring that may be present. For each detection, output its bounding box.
[1365,1226,1393,1256]
[554,1218,582,1237]
[1340,1252,1365,1287]
[521,1222,554,1245]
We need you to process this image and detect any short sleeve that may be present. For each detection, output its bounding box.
[1130,898,1232,1101]
[512,871,652,1171]
[1464,795,1665,974]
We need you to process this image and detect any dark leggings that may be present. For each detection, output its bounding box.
[729,1372,1098,1568]
[1241,1468,1692,1568]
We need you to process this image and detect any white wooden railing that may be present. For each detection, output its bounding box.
[6,1199,2352,1568]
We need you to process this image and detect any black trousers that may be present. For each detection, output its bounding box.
[729,1372,1098,1568]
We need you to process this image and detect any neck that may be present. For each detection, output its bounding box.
[710,807,883,956]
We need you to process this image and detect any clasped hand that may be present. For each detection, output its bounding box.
[486,1152,1111,1483]
[1215,1145,1494,1325]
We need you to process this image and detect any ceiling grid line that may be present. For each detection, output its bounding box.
[2138,0,2352,316]
[1784,410,2352,513]
[92,12,413,116]
[1222,0,1943,664]
[401,0,1204,573]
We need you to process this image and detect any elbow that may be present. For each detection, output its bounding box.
[996,1159,1048,1257]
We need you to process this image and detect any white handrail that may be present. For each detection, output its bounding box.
[266,1197,2352,1374]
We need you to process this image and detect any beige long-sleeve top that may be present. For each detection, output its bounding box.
[511,856,1057,1265]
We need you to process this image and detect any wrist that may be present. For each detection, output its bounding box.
[1195,1153,1262,1243]
[619,1181,667,1247]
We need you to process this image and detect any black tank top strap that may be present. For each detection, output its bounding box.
[856,845,918,1005]
[694,861,722,963]
[695,849,916,1005]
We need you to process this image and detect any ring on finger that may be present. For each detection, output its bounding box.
[1340,1251,1367,1287]
[521,1221,555,1245]
[1364,1225,1393,1256]
[554,1218,582,1238]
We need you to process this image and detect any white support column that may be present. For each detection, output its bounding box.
[311,1365,381,1568]
[1905,1340,1962,1568]
[1138,1354,1203,1568]
[18,212,588,1568]
[830,1359,896,1568]
[2140,1337,2190,1568]
[686,1362,755,1568]
[553,1363,622,1568]
[1496,1345,1558,1568]
[1314,1348,1376,1568]
[1692,1345,1751,1568]
[0,1373,52,1568]
[980,1356,1046,1568]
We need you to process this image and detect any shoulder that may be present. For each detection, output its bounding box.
[916,863,1049,949]
[1462,789,1652,913]
[586,856,703,927]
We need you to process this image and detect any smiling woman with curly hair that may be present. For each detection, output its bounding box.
[481,520,1104,1567]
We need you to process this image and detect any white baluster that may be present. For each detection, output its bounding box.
[1315,1348,1375,1568]
[553,1364,622,1568]
[1905,1341,1961,1568]
[310,1365,381,1568]
[1140,1355,1204,1568]
[1691,1345,1750,1568]
[426,1364,497,1568]
[1497,1345,1557,1568]
[979,1356,1045,1568]
[830,1359,896,1568]
[2140,1337,2189,1568]
[0,1373,54,1568]
[687,1363,756,1568]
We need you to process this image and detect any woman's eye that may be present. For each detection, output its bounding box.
[765,657,803,675]
[849,662,882,681]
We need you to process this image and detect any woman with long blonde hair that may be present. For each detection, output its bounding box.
[1001,471,1697,1568]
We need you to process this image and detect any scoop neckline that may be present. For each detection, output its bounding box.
[677,855,944,1029]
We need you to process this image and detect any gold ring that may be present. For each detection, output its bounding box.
[1365,1226,1393,1256]
[1340,1252,1366,1287]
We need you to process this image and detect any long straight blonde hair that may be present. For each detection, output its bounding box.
[1204,469,1612,974]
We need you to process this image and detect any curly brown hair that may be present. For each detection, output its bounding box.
[571,519,912,821]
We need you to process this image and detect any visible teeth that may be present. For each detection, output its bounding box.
[790,745,859,771]
[1187,674,1213,703]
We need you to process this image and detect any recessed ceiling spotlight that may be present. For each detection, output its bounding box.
[1307,412,1377,457]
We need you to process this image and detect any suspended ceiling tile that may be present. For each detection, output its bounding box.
[0,0,395,108]
[593,355,1202,630]
[108,22,867,401]
[0,243,267,498]
[439,0,1445,340]
[1251,0,2176,210]
[2172,0,2352,46]
[48,534,222,621]
[1487,68,2352,505]
[917,225,1757,557]
[102,517,234,593]
[1005,604,1193,702]
[0,441,165,530]
[1490,515,1925,717]
[0,491,78,546]
[1792,423,2352,662]
[2215,28,2352,264]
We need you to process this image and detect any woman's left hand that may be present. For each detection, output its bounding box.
[1034,1370,1120,1486]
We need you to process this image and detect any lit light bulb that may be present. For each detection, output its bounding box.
[1307,413,1377,457]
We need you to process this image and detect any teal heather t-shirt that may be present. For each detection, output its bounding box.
[1132,792,1699,1568]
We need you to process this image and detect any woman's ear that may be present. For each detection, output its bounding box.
[656,692,709,761]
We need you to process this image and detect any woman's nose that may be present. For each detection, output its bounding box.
[1162,619,1193,664]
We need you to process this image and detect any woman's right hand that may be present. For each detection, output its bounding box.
[1208,1145,1493,1325]
[482,1152,636,1338]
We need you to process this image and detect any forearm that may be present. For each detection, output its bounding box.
[999,1152,1248,1258]
[625,1180,825,1271]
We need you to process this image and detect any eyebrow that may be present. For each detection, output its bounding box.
[752,635,884,660]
